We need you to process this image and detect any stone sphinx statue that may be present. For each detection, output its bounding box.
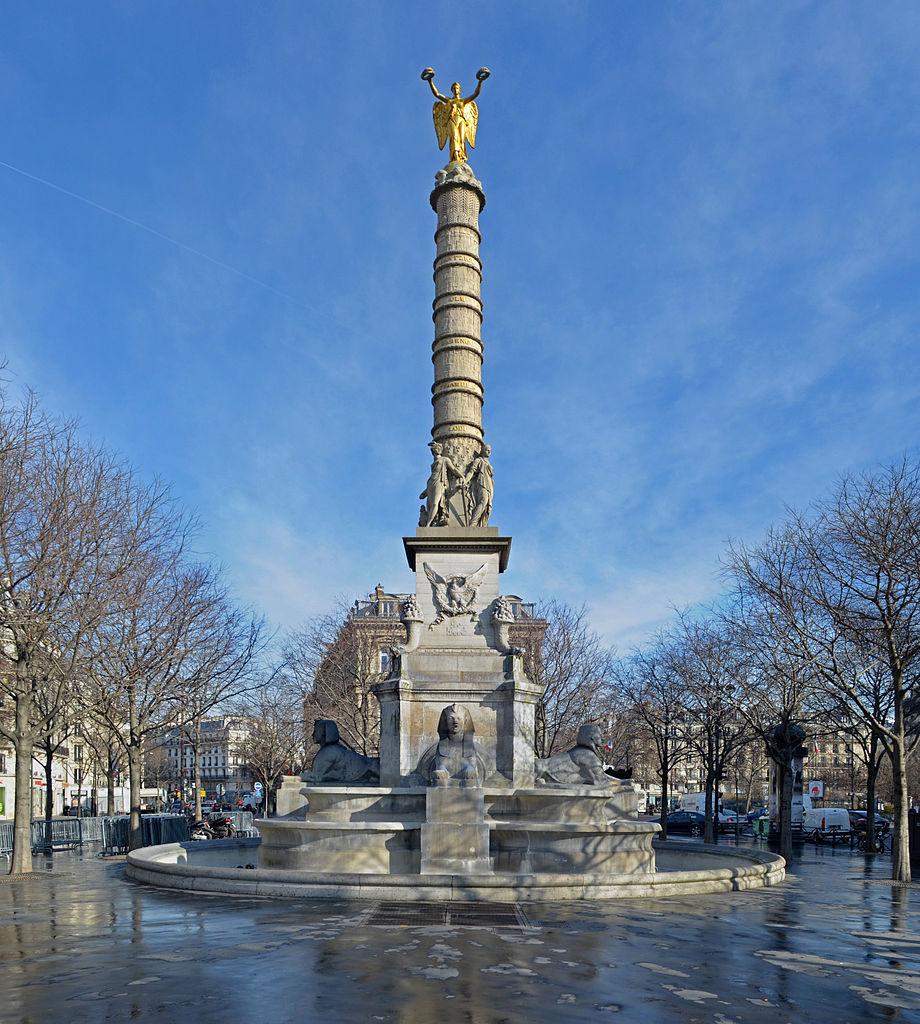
[534,723,617,788]
[309,720,380,785]
[415,703,486,787]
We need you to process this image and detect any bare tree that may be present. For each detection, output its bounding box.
[724,598,822,860]
[0,391,139,873]
[85,504,229,851]
[669,613,757,844]
[729,459,920,881]
[79,720,123,814]
[233,683,307,817]
[175,603,269,819]
[283,602,404,757]
[815,668,893,851]
[615,640,692,839]
[531,600,614,759]
[32,677,78,823]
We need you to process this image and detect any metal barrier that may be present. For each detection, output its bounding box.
[142,815,189,846]
[0,814,193,858]
[100,815,191,855]
[78,817,104,843]
[31,818,85,852]
[0,821,13,855]
[100,817,130,855]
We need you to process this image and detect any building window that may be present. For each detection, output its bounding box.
[0,753,6,773]
[379,648,391,674]
[74,745,83,763]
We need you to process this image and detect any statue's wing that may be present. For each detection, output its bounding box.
[424,562,444,586]
[465,564,488,588]
[464,100,479,149]
[424,562,449,607]
[433,102,449,150]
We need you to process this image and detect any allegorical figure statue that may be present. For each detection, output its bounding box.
[422,66,490,164]
[534,723,615,788]
[419,440,462,527]
[464,441,493,527]
[416,704,485,787]
[310,719,380,785]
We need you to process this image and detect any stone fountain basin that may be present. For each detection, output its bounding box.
[258,784,655,875]
[258,815,660,874]
[126,837,784,900]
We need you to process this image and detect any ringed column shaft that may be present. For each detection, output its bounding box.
[429,178,486,459]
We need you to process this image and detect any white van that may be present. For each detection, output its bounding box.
[803,807,851,843]
[678,792,738,824]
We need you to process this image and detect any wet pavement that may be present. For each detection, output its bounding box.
[1,837,919,1023]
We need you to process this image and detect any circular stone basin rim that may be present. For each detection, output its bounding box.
[126,838,785,901]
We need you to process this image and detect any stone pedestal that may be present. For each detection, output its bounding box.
[370,523,543,789]
[274,776,309,818]
[420,786,490,874]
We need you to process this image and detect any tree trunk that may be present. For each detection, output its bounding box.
[107,753,116,815]
[704,774,716,844]
[658,750,670,840]
[191,718,203,820]
[11,729,35,874]
[891,740,911,882]
[43,749,54,824]
[744,770,755,815]
[779,762,794,863]
[864,735,879,855]
[127,746,143,852]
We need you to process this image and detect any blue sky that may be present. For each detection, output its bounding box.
[2,2,918,650]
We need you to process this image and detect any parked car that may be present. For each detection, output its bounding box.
[848,810,891,835]
[665,810,719,837]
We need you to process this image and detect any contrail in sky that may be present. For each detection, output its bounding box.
[0,157,327,317]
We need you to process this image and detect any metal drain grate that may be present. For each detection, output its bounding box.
[362,900,533,930]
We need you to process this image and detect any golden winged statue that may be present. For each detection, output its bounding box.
[421,67,490,164]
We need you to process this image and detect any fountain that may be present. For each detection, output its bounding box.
[127,68,784,900]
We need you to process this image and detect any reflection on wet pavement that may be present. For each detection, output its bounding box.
[1,842,918,1023]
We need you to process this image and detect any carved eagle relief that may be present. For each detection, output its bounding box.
[423,562,487,626]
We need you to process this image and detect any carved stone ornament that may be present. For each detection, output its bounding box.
[310,720,380,785]
[414,703,486,788]
[423,562,487,627]
[534,724,614,788]
[399,595,424,653]
[491,596,520,655]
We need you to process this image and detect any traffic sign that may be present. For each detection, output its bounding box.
[253,782,263,795]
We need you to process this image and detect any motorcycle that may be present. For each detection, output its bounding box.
[209,816,236,839]
[189,816,236,841]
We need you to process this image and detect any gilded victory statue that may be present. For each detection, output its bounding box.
[422,66,490,164]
